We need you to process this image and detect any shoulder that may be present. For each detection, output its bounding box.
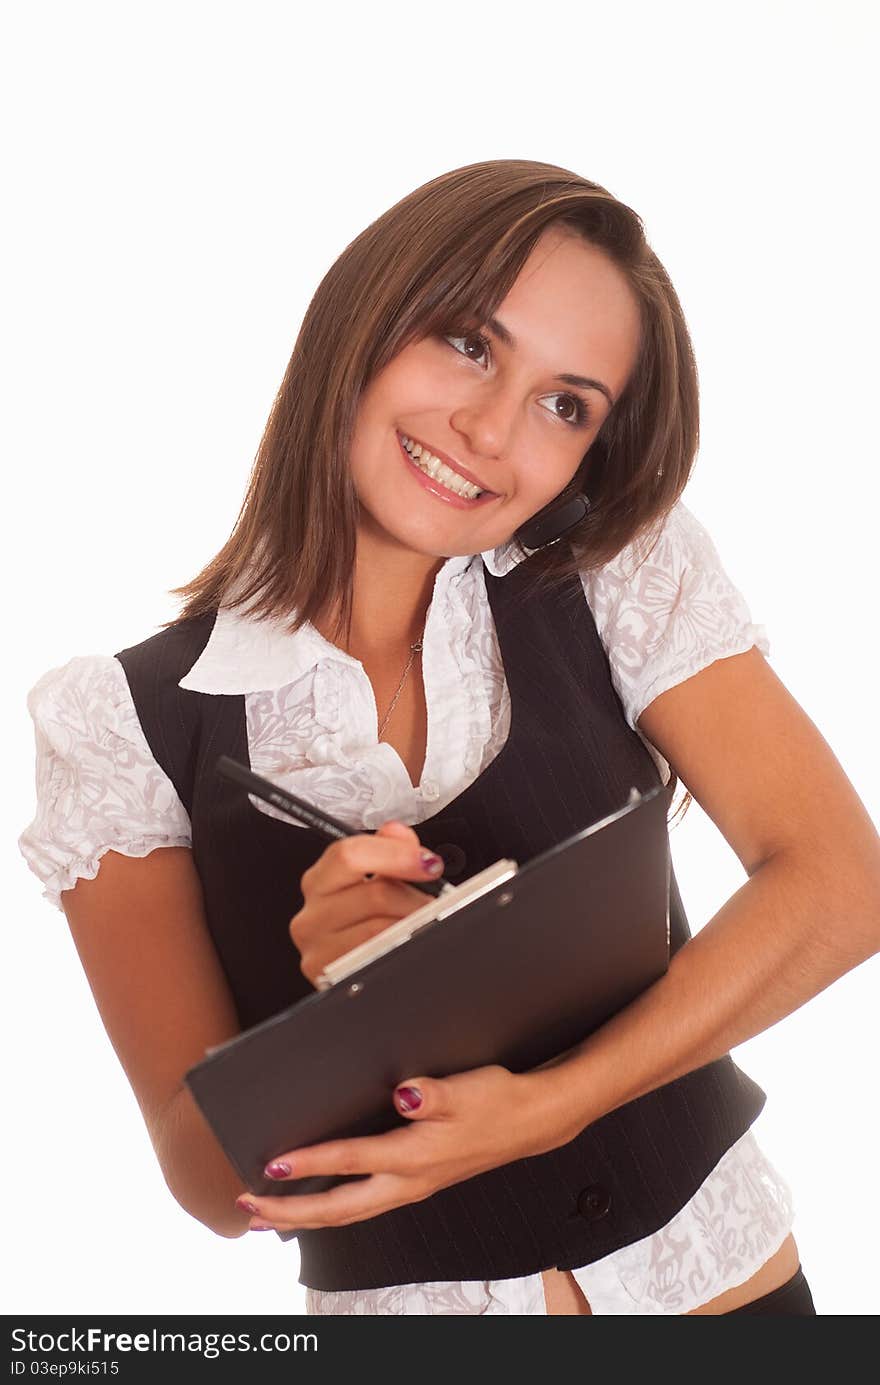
[580,497,756,620]
[579,499,770,730]
[20,651,192,910]
[115,612,218,689]
[23,646,188,778]
[24,613,214,744]
[26,652,141,745]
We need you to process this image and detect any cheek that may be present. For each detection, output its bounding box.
[372,344,443,403]
[519,442,586,502]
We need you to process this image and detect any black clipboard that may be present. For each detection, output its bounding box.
[184,783,671,1234]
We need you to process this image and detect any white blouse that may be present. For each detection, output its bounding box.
[18,498,794,1314]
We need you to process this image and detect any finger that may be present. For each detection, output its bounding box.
[239,1127,428,1229]
[259,1082,448,1190]
[260,1125,418,1186]
[393,1078,437,1119]
[306,873,414,928]
[301,910,403,979]
[363,820,417,881]
[301,829,445,898]
[375,820,421,844]
[292,874,424,951]
[243,1172,409,1231]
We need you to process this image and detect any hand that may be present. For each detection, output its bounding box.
[235,1063,565,1233]
[290,820,447,987]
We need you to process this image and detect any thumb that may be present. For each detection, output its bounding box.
[376,819,420,844]
[393,1077,440,1119]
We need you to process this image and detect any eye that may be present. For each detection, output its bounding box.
[442,330,491,367]
[442,330,591,428]
[538,393,592,428]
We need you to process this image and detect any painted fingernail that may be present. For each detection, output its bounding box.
[236,1198,259,1214]
[396,1085,423,1111]
[264,1161,292,1179]
[420,852,444,875]
[249,1224,273,1231]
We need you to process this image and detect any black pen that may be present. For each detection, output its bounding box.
[214,754,454,898]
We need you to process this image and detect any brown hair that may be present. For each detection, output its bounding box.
[167,158,697,822]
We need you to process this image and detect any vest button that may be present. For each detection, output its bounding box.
[577,1185,611,1222]
[434,843,467,879]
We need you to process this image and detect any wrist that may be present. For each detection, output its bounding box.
[514,1057,597,1156]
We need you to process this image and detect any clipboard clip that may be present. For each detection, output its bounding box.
[316,858,518,990]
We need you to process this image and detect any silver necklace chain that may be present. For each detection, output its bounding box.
[377,629,425,739]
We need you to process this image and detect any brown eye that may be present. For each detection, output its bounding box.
[443,331,491,366]
[538,392,591,428]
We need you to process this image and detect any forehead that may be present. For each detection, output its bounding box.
[496,227,641,386]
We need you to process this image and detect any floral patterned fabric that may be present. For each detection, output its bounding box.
[19,498,789,1314]
[304,1130,794,1315]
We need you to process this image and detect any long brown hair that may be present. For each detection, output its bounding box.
[168,158,698,822]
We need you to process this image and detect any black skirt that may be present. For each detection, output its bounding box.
[723,1265,816,1315]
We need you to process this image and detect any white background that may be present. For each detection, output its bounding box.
[4,0,878,1317]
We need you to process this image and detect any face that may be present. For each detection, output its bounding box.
[348,225,642,563]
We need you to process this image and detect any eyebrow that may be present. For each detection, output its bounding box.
[486,315,616,408]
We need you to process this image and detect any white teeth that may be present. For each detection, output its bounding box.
[400,433,485,500]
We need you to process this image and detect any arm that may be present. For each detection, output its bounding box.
[61,846,254,1238]
[527,645,880,1139]
[165,649,880,1235]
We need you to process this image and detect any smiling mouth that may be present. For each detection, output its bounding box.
[398,431,498,499]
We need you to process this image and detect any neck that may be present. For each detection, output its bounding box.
[318,523,447,659]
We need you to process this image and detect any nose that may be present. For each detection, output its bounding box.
[450,380,520,462]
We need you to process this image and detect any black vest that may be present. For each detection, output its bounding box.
[116,553,766,1292]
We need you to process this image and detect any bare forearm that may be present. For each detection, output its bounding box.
[528,846,880,1143]
[151,1085,251,1238]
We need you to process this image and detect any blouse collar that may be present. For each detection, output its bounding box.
[178,537,532,695]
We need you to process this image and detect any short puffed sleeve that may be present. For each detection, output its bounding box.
[581,500,771,782]
[18,654,192,911]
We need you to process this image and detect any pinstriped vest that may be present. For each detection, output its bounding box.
[116,551,766,1291]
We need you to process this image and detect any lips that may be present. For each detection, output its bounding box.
[397,434,499,509]
[397,430,498,496]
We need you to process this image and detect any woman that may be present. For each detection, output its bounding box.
[19,160,880,1315]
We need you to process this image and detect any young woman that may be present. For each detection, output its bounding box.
[20,159,880,1315]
